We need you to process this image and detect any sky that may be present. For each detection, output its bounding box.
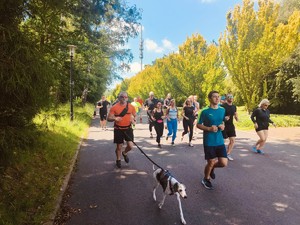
[118,0,246,82]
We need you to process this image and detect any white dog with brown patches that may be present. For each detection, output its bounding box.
[153,168,187,224]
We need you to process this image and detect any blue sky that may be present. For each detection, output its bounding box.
[120,0,246,80]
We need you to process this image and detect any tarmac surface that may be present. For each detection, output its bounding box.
[55,112,300,225]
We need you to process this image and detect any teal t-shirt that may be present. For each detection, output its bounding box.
[198,106,225,146]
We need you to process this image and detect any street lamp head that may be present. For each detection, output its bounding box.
[67,45,77,57]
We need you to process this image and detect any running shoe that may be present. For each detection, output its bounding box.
[189,142,194,147]
[158,143,161,148]
[210,169,215,179]
[257,149,264,155]
[116,160,121,168]
[201,178,213,190]
[171,142,175,146]
[122,151,129,163]
[252,146,258,153]
[227,154,234,161]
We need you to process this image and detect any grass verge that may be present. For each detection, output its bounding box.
[0,103,94,225]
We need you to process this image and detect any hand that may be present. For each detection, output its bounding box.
[218,124,225,131]
[115,116,122,122]
[225,116,230,121]
[210,125,218,132]
[254,123,258,129]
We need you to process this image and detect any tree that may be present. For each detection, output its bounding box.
[124,34,225,107]
[219,0,300,111]
[0,0,141,163]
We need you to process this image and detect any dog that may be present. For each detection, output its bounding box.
[153,167,187,224]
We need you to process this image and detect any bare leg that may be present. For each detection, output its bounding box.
[205,158,228,179]
[123,141,133,154]
[256,130,268,149]
[204,159,216,179]
[227,137,235,154]
[115,143,123,160]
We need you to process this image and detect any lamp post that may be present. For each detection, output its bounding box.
[67,45,76,121]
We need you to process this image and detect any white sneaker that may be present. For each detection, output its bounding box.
[227,154,234,161]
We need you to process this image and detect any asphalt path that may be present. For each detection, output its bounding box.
[56,113,300,225]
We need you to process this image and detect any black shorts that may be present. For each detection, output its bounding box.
[222,126,236,139]
[114,128,134,144]
[255,125,269,132]
[204,145,227,160]
[100,113,107,121]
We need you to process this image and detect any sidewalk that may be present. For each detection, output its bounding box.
[238,127,300,144]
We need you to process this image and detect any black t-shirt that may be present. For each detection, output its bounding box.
[251,108,273,128]
[221,103,237,126]
[183,106,194,119]
[98,100,110,114]
[144,97,159,111]
[163,98,171,109]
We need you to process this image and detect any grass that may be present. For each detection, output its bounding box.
[0,103,94,225]
[235,106,300,130]
[0,104,299,224]
[178,106,300,130]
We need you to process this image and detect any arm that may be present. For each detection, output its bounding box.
[267,110,276,127]
[107,108,122,122]
[181,107,189,120]
[197,124,218,132]
[250,110,256,123]
[250,109,258,129]
[165,108,170,120]
[234,112,238,122]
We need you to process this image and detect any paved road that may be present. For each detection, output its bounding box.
[56,114,300,225]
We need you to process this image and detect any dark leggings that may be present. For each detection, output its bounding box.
[147,110,154,132]
[182,118,194,142]
[154,122,164,144]
[149,120,154,132]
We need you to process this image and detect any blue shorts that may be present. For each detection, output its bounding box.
[204,145,227,160]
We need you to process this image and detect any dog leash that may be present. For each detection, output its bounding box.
[121,129,164,170]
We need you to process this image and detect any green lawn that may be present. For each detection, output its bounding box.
[235,106,300,130]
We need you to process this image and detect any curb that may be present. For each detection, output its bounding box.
[43,136,84,225]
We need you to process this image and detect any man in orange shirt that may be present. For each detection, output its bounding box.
[108,91,136,168]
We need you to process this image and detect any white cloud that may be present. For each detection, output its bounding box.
[144,38,175,53]
[162,39,174,50]
[200,0,216,3]
[145,39,164,53]
[129,62,143,74]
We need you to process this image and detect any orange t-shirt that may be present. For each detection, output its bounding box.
[137,99,143,106]
[109,102,136,128]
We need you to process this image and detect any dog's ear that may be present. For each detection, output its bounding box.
[173,183,179,192]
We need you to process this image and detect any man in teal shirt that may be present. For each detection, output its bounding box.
[197,91,228,190]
